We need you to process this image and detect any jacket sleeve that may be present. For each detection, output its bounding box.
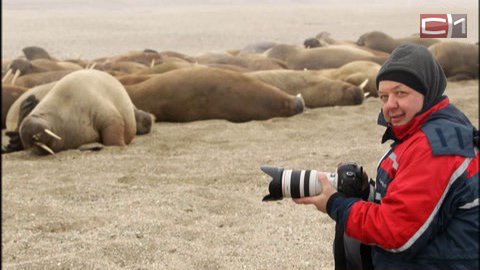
[327,134,468,256]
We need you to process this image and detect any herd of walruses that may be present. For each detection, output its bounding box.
[2,30,478,155]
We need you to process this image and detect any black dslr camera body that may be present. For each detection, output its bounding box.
[261,162,366,201]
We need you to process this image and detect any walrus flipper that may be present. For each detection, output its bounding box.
[78,142,104,152]
[2,131,24,153]
[134,108,155,135]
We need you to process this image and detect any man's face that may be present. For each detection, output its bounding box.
[378,80,424,126]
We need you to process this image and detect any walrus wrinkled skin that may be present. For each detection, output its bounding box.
[428,41,479,81]
[19,70,137,155]
[356,31,440,53]
[125,66,304,123]
[246,70,364,107]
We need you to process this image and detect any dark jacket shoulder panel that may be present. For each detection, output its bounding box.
[422,119,475,157]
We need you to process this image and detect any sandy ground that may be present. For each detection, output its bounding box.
[1,1,479,269]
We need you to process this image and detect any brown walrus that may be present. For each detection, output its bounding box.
[22,46,55,61]
[18,70,138,155]
[317,60,381,97]
[13,70,75,88]
[137,60,196,75]
[245,70,366,107]
[428,41,479,80]
[115,74,157,86]
[6,58,47,76]
[304,32,391,58]
[2,85,29,129]
[356,31,440,53]
[194,52,287,71]
[265,44,386,70]
[124,66,304,123]
[30,59,83,72]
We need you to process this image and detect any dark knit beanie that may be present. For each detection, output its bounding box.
[376,70,426,96]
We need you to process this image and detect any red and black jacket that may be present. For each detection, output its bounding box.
[327,98,479,269]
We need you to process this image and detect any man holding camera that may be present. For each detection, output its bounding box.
[293,43,479,269]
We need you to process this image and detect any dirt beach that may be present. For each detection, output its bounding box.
[2,1,479,269]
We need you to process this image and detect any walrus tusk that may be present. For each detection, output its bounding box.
[2,68,13,83]
[44,129,62,140]
[11,69,21,86]
[34,142,55,155]
[86,63,96,70]
[364,92,371,98]
[359,78,369,90]
[150,59,155,68]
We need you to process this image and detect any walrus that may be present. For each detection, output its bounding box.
[2,94,41,153]
[116,74,157,86]
[13,70,75,88]
[194,52,287,71]
[5,82,57,132]
[103,50,163,66]
[304,37,321,49]
[6,58,48,76]
[124,66,304,123]
[2,58,78,86]
[137,60,196,75]
[265,44,387,70]
[356,31,440,53]
[245,70,366,107]
[238,41,278,54]
[18,70,138,155]
[99,61,149,75]
[317,60,381,97]
[22,46,54,61]
[30,59,83,72]
[5,79,153,143]
[428,41,479,81]
[2,85,29,129]
[304,32,391,58]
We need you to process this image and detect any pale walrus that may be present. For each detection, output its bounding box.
[5,81,153,136]
[245,70,366,107]
[18,70,137,155]
[428,41,479,81]
[356,31,440,53]
[124,66,304,123]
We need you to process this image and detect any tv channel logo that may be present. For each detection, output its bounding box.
[420,14,467,38]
